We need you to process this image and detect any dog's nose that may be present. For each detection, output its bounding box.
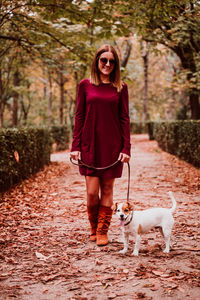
[120,214,124,220]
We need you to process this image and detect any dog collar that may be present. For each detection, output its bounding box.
[124,211,133,226]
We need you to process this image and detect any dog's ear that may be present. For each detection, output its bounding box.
[112,202,118,213]
[128,202,134,211]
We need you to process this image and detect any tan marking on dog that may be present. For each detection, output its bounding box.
[128,202,134,211]
[112,203,118,213]
[122,202,134,214]
[122,203,130,215]
[138,224,142,235]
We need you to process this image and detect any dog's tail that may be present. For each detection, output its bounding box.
[168,191,176,214]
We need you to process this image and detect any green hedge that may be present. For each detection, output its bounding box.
[130,121,155,140]
[50,125,71,151]
[0,127,52,193]
[153,121,200,168]
[130,122,148,134]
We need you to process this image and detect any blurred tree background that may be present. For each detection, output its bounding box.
[0,0,199,130]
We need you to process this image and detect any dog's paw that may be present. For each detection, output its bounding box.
[132,250,139,256]
[119,249,127,254]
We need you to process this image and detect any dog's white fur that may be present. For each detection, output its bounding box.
[113,191,176,256]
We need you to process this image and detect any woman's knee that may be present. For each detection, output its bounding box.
[87,189,99,200]
[100,179,114,196]
[85,176,100,205]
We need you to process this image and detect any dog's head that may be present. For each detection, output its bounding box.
[112,202,134,226]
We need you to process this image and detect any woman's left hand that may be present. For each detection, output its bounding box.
[118,153,130,163]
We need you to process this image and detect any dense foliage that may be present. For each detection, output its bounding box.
[0,127,52,192]
[113,0,200,119]
[50,125,71,151]
[0,0,95,127]
[0,0,199,128]
[130,121,148,135]
[153,120,200,167]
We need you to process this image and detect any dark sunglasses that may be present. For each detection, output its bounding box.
[99,57,115,65]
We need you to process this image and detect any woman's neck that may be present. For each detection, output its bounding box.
[100,74,110,83]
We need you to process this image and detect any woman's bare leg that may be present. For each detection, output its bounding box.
[99,178,115,207]
[85,176,100,206]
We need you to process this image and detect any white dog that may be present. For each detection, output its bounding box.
[112,191,176,256]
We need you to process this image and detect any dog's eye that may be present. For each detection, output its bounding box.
[124,209,129,213]
[117,209,120,212]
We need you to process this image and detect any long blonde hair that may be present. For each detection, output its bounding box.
[90,44,123,92]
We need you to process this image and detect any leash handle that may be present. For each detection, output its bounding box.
[70,158,130,203]
[70,157,120,170]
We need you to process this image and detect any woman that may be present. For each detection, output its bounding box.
[70,44,131,246]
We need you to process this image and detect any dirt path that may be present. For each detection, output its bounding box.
[0,134,200,300]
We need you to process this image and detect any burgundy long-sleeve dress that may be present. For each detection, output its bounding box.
[71,79,131,178]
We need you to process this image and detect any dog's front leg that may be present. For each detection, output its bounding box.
[132,234,141,256]
[119,229,129,254]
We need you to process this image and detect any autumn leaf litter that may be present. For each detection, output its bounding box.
[0,134,200,300]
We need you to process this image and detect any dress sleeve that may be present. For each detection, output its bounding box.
[71,80,86,152]
[119,83,131,156]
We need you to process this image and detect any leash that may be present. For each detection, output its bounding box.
[126,161,130,203]
[70,158,130,203]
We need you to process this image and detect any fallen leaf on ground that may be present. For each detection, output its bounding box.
[35,251,52,260]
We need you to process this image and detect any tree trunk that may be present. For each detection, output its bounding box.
[189,92,200,119]
[43,68,47,100]
[59,66,65,125]
[142,42,150,122]
[0,101,4,127]
[174,46,200,119]
[0,68,4,127]
[13,70,20,126]
[48,71,53,124]
[19,96,31,124]
[186,64,200,120]
[121,39,132,68]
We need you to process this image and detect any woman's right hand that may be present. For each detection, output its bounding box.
[70,151,81,161]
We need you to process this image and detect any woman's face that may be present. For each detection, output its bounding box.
[98,51,115,78]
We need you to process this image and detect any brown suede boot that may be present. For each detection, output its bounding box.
[96,205,113,246]
[87,205,99,241]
